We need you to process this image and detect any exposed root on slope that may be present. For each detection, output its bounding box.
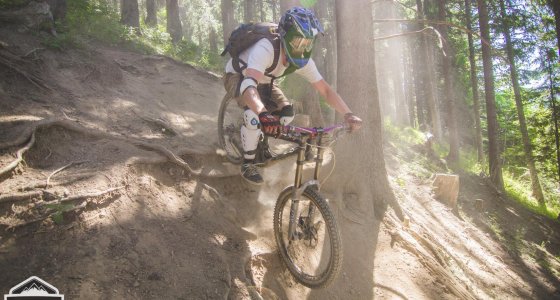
[0,190,54,204]
[0,131,35,177]
[0,50,50,90]
[0,117,234,179]
[1,186,125,230]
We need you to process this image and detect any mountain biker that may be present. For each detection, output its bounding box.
[223,6,362,185]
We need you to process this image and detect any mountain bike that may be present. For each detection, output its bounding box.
[217,96,344,287]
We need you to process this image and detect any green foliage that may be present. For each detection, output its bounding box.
[45,203,74,224]
[63,0,136,46]
[300,0,318,8]
[502,170,559,220]
[384,119,425,146]
[41,32,78,50]
[53,0,225,72]
[458,146,484,175]
[0,0,29,9]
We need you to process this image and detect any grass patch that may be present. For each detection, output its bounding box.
[503,170,559,220]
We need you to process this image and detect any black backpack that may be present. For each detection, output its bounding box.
[221,22,281,77]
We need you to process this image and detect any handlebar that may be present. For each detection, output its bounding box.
[270,123,347,144]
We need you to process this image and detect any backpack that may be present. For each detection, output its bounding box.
[221,22,281,77]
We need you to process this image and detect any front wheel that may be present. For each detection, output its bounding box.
[273,186,342,288]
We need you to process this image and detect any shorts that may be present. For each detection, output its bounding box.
[223,72,290,112]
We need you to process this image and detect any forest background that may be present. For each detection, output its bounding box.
[1,0,560,221]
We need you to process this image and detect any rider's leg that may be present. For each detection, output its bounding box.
[223,72,264,184]
[240,108,264,185]
[268,83,294,125]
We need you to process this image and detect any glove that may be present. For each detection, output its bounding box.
[259,111,281,136]
[344,113,362,133]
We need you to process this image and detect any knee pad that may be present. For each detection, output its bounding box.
[277,104,295,125]
[243,109,260,130]
[241,109,261,159]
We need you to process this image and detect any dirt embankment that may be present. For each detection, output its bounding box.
[1,28,559,299]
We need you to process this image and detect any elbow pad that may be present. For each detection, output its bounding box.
[239,77,259,95]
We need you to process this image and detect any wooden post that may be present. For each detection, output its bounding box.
[432,174,460,208]
[474,198,484,211]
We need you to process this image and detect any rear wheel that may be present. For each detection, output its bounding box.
[273,186,342,288]
[217,95,244,164]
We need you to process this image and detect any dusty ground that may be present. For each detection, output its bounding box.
[0,28,559,299]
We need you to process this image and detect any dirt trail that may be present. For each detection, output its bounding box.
[1,30,559,299]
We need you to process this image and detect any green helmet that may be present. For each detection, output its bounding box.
[278,7,324,69]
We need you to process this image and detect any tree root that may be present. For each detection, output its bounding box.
[45,161,87,189]
[0,131,35,177]
[35,186,125,209]
[0,118,230,178]
[384,214,477,300]
[0,190,55,204]
[0,51,50,90]
[5,186,125,230]
[18,174,93,191]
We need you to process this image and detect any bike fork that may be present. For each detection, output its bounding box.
[288,138,320,241]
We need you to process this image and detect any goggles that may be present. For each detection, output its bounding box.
[289,36,314,54]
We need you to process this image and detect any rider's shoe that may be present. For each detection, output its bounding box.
[241,162,264,185]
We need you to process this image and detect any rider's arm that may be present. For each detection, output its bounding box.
[312,79,353,115]
[241,68,267,115]
[240,39,275,115]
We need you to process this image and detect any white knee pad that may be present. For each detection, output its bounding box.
[241,109,261,160]
[243,109,260,130]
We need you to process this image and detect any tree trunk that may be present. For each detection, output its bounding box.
[411,22,426,128]
[465,0,484,164]
[145,0,157,26]
[416,0,441,139]
[477,0,504,190]
[166,0,182,43]
[546,49,560,187]
[388,2,408,126]
[403,41,416,127]
[436,0,459,163]
[548,0,560,61]
[45,0,66,21]
[179,5,191,41]
[244,0,255,23]
[210,27,218,54]
[499,0,545,205]
[334,0,399,222]
[271,0,278,22]
[121,0,140,30]
[221,0,235,46]
[259,0,264,22]
[280,0,299,13]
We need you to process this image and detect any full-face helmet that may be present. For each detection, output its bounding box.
[278,7,324,68]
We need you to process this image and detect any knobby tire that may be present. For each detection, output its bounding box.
[273,186,342,288]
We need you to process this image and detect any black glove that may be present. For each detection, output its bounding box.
[344,113,362,133]
[259,111,280,136]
